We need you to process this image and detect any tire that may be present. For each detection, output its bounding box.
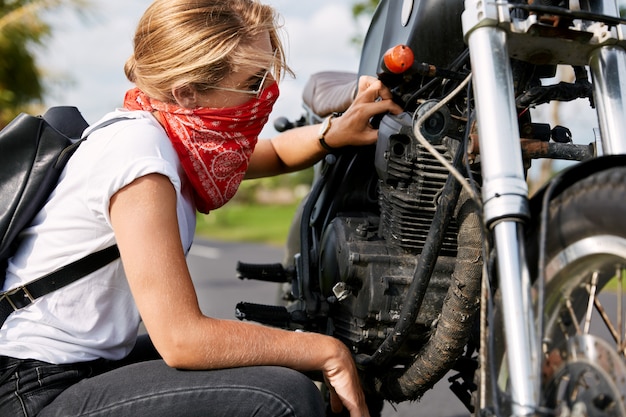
[482,166,626,416]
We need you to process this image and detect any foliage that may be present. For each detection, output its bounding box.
[196,201,302,247]
[0,0,88,127]
[234,168,313,203]
[349,0,380,46]
[351,0,379,18]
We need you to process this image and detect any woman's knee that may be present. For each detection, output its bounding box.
[222,366,323,417]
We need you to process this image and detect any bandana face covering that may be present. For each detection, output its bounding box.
[124,83,279,213]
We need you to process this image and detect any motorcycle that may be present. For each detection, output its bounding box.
[236,1,626,416]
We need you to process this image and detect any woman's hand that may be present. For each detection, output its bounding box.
[320,337,371,417]
[246,75,402,178]
[322,75,403,149]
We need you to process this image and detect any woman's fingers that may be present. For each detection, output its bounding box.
[355,76,402,115]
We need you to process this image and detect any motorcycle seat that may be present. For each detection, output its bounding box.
[302,71,358,118]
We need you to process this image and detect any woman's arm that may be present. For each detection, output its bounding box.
[245,76,402,179]
[109,173,369,417]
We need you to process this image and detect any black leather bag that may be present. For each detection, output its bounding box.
[0,107,120,326]
[0,107,88,267]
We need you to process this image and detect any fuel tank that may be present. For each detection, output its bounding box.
[358,0,466,76]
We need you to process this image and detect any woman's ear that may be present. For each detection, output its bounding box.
[171,85,198,108]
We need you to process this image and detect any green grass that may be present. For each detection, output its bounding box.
[195,201,300,247]
[604,270,626,292]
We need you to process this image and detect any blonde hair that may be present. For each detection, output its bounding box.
[124,0,291,103]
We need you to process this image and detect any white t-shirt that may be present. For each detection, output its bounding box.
[0,109,196,364]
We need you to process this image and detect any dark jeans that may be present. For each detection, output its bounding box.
[0,339,324,417]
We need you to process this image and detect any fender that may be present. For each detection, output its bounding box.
[529,154,626,224]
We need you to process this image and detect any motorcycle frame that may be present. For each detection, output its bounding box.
[462,0,626,415]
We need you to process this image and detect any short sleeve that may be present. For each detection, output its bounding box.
[80,116,184,227]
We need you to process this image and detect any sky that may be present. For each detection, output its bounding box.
[36,0,368,137]
[36,0,598,151]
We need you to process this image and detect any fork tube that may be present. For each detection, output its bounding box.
[466,25,540,415]
[589,45,626,155]
[493,222,538,416]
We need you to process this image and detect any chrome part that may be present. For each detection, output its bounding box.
[462,0,510,36]
[332,282,351,302]
[545,236,626,283]
[589,46,626,155]
[463,0,626,66]
[494,222,540,416]
[401,0,413,27]
[464,5,538,414]
[465,26,529,225]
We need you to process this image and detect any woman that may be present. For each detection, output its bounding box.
[0,1,401,416]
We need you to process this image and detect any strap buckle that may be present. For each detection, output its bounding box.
[0,286,35,311]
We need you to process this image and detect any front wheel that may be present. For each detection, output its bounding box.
[488,166,626,416]
[538,166,626,416]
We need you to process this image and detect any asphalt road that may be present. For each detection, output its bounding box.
[187,239,469,417]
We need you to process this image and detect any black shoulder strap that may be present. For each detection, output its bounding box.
[0,245,120,327]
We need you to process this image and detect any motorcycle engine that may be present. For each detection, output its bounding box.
[318,106,464,357]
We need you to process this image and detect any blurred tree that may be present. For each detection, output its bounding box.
[350,0,380,46]
[0,0,88,127]
[352,0,379,18]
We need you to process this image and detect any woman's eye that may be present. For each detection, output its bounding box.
[248,75,264,91]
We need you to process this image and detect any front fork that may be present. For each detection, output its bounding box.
[466,23,540,416]
[462,0,626,415]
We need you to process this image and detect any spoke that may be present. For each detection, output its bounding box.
[565,298,582,335]
[583,271,599,334]
[619,267,624,352]
[593,296,626,356]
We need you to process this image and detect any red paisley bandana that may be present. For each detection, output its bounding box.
[123,83,279,213]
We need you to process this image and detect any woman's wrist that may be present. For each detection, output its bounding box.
[317,114,341,152]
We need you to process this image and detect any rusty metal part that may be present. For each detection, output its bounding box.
[467,135,595,162]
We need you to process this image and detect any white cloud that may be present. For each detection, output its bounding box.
[281,4,361,74]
